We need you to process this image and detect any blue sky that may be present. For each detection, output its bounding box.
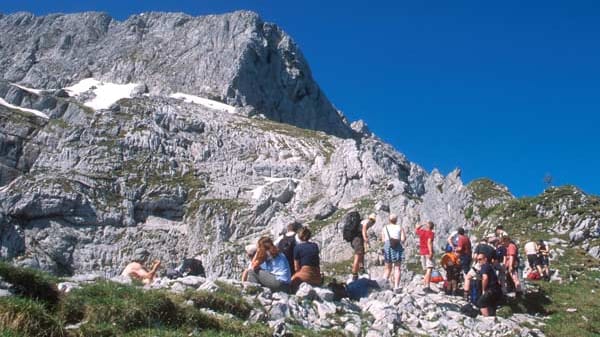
[2,1,599,197]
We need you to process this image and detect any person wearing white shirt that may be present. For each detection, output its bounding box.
[381,213,406,292]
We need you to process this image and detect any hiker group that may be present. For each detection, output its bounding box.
[120,212,550,318]
[439,225,552,316]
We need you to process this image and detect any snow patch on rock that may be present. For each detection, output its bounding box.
[0,97,49,119]
[170,92,236,114]
[64,78,139,110]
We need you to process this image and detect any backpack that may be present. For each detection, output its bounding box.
[431,269,444,283]
[342,211,362,242]
[277,235,296,273]
[180,258,206,277]
[527,270,541,280]
[460,303,479,318]
[385,226,400,249]
[469,278,482,305]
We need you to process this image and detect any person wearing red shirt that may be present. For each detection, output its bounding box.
[455,227,472,274]
[415,221,435,293]
[502,235,523,295]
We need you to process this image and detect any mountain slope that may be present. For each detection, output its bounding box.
[0,10,352,138]
[0,11,475,277]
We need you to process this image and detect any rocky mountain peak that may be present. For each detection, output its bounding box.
[0,10,354,137]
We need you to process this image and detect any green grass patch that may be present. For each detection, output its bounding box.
[60,281,182,331]
[0,261,60,307]
[0,297,65,337]
[184,289,252,320]
[0,263,272,337]
[467,178,512,203]
[288,325,346,337]
[307,208,345,234]
[322,258,354,280]
[473,182,600,336]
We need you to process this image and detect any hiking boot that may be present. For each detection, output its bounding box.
[423,287,436,294]
[394,287,402,294]
[463,290,469,301]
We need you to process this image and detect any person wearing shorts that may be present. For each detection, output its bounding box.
[416,221,435,293]
[524,241,538,270]
[351,213,376,280]
[381,213,406,292]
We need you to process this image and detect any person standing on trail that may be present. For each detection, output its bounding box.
[502,235,523,296]
[536,240,550,281]
[495,225,508,238]
[415,221,436,293]
[455,227,472,274]
[381,213,406,292]
[350,213,376,280]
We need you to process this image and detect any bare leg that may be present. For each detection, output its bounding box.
[509,270,521,292]
[463,273,472,294]
[424,268,432,288]
[393,263,402,289]
[352,253,363,276]
[383,262,392,286]
[536,264,543,275]
[480,307,490,316]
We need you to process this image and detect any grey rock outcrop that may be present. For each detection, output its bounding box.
[0,11,353,138]
[0,10,480,277]
[53,271,546,337]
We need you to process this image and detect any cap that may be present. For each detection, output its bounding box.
[245,244,257,256]
[368,213,376,221]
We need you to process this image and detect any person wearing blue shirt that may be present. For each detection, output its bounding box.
[246,236,291,292]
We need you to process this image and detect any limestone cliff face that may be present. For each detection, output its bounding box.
[0,11,352,138]
[0,11,474,277]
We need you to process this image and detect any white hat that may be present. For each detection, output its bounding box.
[245,244,257,255]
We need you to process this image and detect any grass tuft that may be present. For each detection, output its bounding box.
[0,297,65,337]
[0,261,60,307]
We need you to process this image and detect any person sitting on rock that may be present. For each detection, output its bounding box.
[291,227,322,291]
[476,253,503,316]
[277,221,302,275]
[381,213,406,292]
[246,236,291,292]
[121,259,161,285]
[464,235,499,299]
